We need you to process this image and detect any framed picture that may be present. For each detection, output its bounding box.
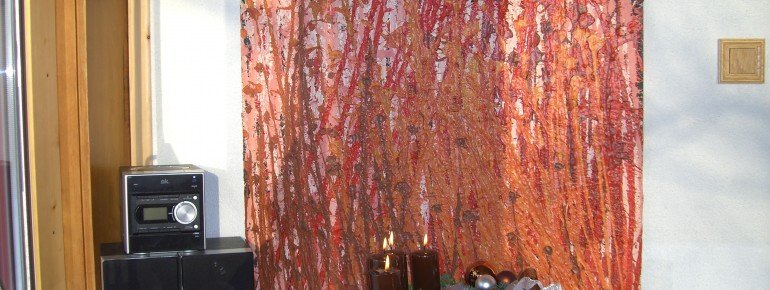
[719,39,765,83]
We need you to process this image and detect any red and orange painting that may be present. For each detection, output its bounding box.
[241,0,642,288]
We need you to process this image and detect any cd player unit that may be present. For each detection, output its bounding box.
[120,164,205,254]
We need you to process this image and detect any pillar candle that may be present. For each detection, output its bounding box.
[369,256,403,290]
[382,231,408,289]
[367,236,407,290]
[368,251,407,289]
[384,249,408,289]
[409,248,439,290]
[367,252,386,269]
[368,238,391,270]
[410,234,440,290]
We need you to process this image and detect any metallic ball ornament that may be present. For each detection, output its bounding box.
[474,274,497,290]
[464,261,496,285]
[495,270,517,285]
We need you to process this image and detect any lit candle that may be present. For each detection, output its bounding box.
[384,231,409,289]
[369,256,403,290]
[410,234,440,290]
[367,238,390,270]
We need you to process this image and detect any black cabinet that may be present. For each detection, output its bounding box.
[101,237,254,290]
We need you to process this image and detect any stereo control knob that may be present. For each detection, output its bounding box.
[173,201,197,225]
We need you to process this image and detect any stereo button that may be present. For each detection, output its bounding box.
[173,201,197,224]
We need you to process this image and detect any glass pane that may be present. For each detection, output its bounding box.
[0,98,10,288]
[1,0,29,289]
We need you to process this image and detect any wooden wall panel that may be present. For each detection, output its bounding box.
[128,0,152,166]
[26,0,130,289]
[86,0,130,288]
[24,0,66,288]
[55,0,93,289]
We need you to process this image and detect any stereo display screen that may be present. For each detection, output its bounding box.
[143,207,167,221]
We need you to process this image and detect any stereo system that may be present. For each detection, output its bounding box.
[106,165,254,289]
[121,164,206,254]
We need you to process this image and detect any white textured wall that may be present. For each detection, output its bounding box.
[644,0,770,288]
[150,0,770,286]
[150,0,243,238]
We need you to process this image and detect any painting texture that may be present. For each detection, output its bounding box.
[241,0,643,288]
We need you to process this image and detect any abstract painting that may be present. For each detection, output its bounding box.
[241,0,643,288]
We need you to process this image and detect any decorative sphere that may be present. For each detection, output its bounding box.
[464,261,496,285]
[474,274,496,290]
[495,270,517,284]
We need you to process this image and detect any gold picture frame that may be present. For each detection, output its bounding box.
[719,39,765,83]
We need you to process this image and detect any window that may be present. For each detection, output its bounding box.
[1,0,31,289]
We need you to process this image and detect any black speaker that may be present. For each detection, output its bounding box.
[180,238,254,290]
[101,237,254,290]
[101,246,179,290]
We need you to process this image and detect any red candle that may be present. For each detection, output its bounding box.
[410,234,440,290]
[369,256,403,290]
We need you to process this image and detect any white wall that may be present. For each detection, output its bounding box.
[150,0,770,287]
[644,0,770,288]
[150,0,243,238]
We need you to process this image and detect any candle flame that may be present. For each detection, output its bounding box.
[382,238,388,251]
[423,233,428,247]
[388,231,394,248]
[384,255,390,271]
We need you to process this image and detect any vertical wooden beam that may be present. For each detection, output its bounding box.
[86,0,130,288]
[55,0,94,289]
[128,0,152,166]
[76,0,97,288]
[24,0,66,288]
